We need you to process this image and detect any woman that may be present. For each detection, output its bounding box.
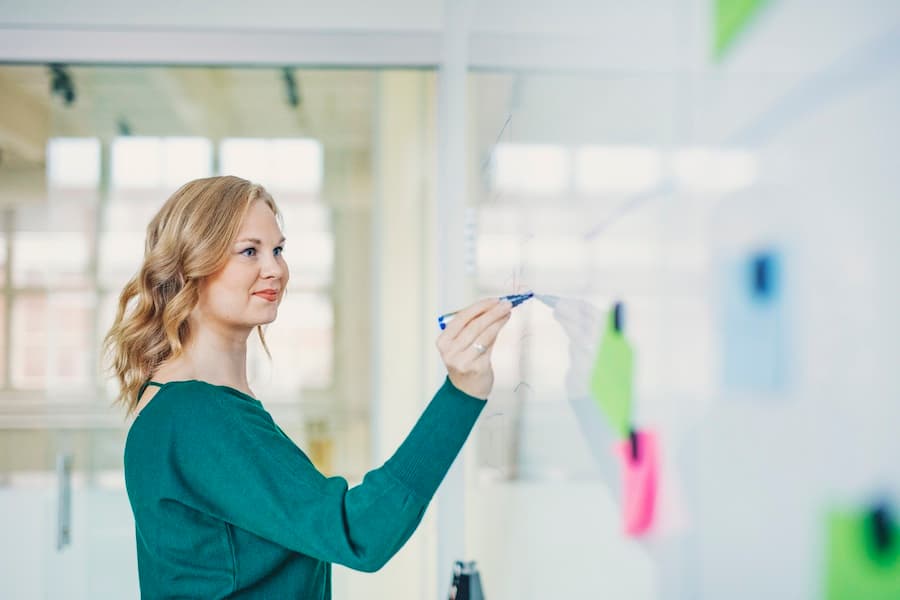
[104,175,512,599]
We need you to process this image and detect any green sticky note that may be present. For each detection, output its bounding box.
[714,0,769,60]
[826,511,900,600]
[589,309,633,438]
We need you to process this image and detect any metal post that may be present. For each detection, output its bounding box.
[435,0,472,597]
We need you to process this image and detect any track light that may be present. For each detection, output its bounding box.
[282,68,301,108]
[48,63,76,106]
[117,117,133,136]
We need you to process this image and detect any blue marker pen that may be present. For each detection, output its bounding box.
[438,291,534,330]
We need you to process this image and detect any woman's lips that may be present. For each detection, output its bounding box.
[253,291,278,302]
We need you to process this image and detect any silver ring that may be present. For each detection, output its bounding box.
[472,342,487,354]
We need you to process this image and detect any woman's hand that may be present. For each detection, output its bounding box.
[436,297,513,400]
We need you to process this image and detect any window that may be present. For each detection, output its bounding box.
[11,292,93,390]
[220,138,323,193]
[575,145,661,194]
[3,135,333,398]
[111,137,212,190]
[47,138,100,189]
[492,143,570,195]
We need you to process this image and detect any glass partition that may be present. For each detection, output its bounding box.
[0,64,436,599]
[464,35,900,595]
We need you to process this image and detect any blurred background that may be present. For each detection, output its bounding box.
[0,1,898,599]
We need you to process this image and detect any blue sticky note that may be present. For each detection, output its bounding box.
[721,249,789,393]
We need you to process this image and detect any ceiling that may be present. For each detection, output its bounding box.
[0,65,382,170]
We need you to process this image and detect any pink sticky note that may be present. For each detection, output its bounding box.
[615,429,659,536]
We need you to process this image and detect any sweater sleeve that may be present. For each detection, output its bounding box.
[170,377,485,572]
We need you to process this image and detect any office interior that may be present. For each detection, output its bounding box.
[1,1,899,598]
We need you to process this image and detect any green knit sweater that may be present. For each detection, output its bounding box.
[123,377,486,599]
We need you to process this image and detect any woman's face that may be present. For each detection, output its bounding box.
[194,198,289,333]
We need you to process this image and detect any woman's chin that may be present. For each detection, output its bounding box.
[258,314,278,326]
[250,311,278,327]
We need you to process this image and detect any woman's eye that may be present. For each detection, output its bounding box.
[274,246,284,256]
[241,248,256,257]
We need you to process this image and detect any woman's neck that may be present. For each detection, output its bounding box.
[156,327,253,396]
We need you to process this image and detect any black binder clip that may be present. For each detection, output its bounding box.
[629,428,640,462]
[613,301,624,333]
[750,250,779,301]
[869,503,893,553]
[448,560,485,600]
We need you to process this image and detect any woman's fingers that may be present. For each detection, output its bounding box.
[443,311,511,378]
[451,300,511,352]
[436,298,505,354]
[470,312,512,358]
[443,297,499,340]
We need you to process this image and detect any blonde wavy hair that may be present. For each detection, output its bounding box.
[103,175,281,416]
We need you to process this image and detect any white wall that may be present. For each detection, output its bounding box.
[0,0,443,31]
[0,0,699,70]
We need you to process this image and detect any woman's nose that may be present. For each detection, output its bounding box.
[260,253,286,279]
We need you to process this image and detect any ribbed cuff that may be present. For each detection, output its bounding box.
[383,376,486,500]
